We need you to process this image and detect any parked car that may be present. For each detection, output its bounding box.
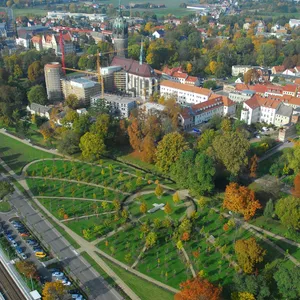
[71,294,83,299]
[11,241,18,247]
[6,235,14,241]
[26,239,38,246]
[63,281,72,286]
[35,252,46,258]
[20,253,27,260]
[52,272,64,278]
[16,247,23,254]
[20,232,30,237]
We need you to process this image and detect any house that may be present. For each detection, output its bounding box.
[274,103,293,127]
[289,19,300,28]
[271,65,285,74]
[152,29,165,39]
[160,80,212,104]
[26,103,52,119]
[231,65,252,77]
[161,66,200,86]
[229,90,255,103]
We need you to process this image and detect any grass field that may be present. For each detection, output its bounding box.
[0,201,11,212]
[100,254,175,300]
[0,133,55,174]
[26,178,125,201]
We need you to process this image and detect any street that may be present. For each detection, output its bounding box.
[0,175,122,300]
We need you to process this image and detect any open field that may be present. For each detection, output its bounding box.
[0,133,55,174]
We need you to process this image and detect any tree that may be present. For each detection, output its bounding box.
[15,261,37,279]
[273,264,300,299]
[234,238,266,274]
[0,181,13,199]
[155,184,163,199]
[28,61,43,82]
[275,196,300,230]
[173,192,180,205]
[287,141,300,173]
[197,129,216,152]
[181,232,190,242]
[128,118,143,151]
[263,199,274,219]
[79,132,105,161]
[65,94,79,109]
[39,124,53,141]
[141,133,156,163]
[257,43,276,66]
[212,131,250,176]
[203,80,217,89]
[42,281,67,300]
[57,130,80,155]
[249,155,258,178]
[221,118,232,132]
[292,173,300,198]
[231,292,255,300]
[156,132,189,173]
[175,276,222,300]
[145,232,157,249]
[164,202,172,215]
[140,202,147,215]
[90,114,110,139]
[27,85,47,105]
[223,183,262,220]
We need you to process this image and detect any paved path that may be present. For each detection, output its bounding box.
[258,141,294,162]
[61,211,115,223]
[181,247,196,277]
[0,158,125,300]
[35,196,113,203]
[27,176,130,196]
[131,244,147,269]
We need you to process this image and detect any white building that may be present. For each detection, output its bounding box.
[47,11,107,22]
[160,80,212,104]
[26,103,52,119]
[289,19,300,28]
[231,65,252,77]
[91,95,136,118]
[229,90,255,103]
[240,95,293,126]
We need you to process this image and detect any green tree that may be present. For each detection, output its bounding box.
[146,232,158,249]
[212,131,250,176]
[197,129,216,152]
[57,130,80,155]
[263,199,274,219]
[287,141,300,173]
[156,132,189,173]
[257,43,276,66]
[65,94,79,109]
[273,264,300,299]
[275,196,300,230]
[28,61,43,82]
[79,132,106,161]
[90,114,110,139]
[203,80,217,89]
[27,85,47,105]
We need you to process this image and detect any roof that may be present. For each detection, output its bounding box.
[111,56,155,78]
[272,65,285,73]
[160,80,211,96]
[30,290,41,300]
[283,84,297,93]
[235,83,250,91]
[192,97,223,115]
[244,95,260,109]
[257,96,281,109]
[31,36,41,43]
[276,103,293,117]
[222,96,235,107]
[29,103,51,114]
[162,66,183,76]
[250,84,267,94]
[186,76,198,83]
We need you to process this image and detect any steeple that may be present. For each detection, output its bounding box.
[139,38,144,65]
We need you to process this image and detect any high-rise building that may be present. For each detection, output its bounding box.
[44,62,63,101]
[112,9,128,58]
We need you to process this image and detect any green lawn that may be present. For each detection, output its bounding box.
[38,198,114,220]
[66,215,125,242]
[0,133,55,174]
[26,178,124,201]
[0,201,12,212]
[26,159,151,193]
[13,8,47,17]
[100,254,175,300]
[127,193,186,222]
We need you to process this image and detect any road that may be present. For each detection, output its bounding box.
[259,141,294,162]
[0,261,25,300]
[0,175,122,300]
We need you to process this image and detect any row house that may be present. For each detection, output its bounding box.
[179,95,236,130]
[160,66,200,86]
[160,80,211,104]
[240,95,294,126]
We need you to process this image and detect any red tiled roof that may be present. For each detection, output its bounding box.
[160,80,211,96]
[250,84,267,94]
[186,76,197,83]
[235,83,249,91]
[192,98,223,114]
[272,65,285,73]
[173,71,187,79]
[222,96,235,107]
[257,96,281,109]
[111,56,155,78]
[162,66,182,76]
[244,95,260,109]
[283,84,297,93]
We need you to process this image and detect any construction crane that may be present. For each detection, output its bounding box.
[59,31,66,75]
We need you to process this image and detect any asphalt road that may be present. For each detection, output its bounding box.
[4,183,122,300]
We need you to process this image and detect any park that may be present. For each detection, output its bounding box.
[0,131,300,299]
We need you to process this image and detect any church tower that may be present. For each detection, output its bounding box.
[112,2,128,58]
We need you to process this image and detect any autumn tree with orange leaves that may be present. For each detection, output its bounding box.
[292,173,300,198]
[127,118,143,151]
[223,183,261,220]
[175,276,222,300]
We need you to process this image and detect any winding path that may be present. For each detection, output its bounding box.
[35,196,113,203]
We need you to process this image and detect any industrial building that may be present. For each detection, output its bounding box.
[44,62,63,101]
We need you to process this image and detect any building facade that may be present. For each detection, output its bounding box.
[44,62,63,101]
[160,80,212,104]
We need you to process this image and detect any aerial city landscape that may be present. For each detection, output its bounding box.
[0,0,300,299]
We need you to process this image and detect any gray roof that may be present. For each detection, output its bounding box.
[276,103,293,117]
[30,103,52,114]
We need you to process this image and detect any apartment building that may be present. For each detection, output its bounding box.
[160,66,200,86]
[229,90,255,103]
[240,95,293,126]
[160,80,212,104]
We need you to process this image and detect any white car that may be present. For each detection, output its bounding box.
[11,241,18,247]
[20,253,27,260]
[52,272,64,278]
[71,295,83,299]
[63,280,72,286]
